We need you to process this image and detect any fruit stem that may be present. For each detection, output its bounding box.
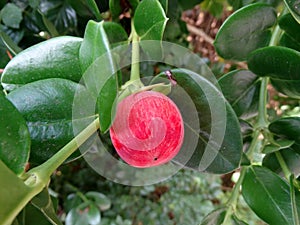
[130,20,141,82]
[25,118,100,187]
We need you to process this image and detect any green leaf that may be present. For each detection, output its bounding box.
[38,9,60,37]
[154,69,243,173]
[218,70,260,119]
[242,165,300,225]
[134,0,168,40]
[214,3,276,61]
[103,22,128,45]
[1,3,23,29]
[263,147,300,177]
[64,194,83,213]
[248,46,300,98]
[269,117,300,143]
[30,188,62,225]
[0,91,30,175]
[279,13,300,48]
[6,78,94,165]
[39,0,77,34]
[284,0,300,24]
[86,0,101,20]
[86,192,111,211]
[1,36,83,91]
[262,139,295,154]
[0,160,36,225]
[0,31,22,55]
[109,0,122,20]
[279,33,300,52]
[201,207,226,225]
[80,20,118,132]
[65,203,101,225]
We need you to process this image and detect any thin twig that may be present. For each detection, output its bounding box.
[187,24,214,45]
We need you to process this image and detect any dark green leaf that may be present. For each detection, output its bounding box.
[269,117,300,143]
[20,202,52,225]
[134,0,168,40]
[0,39,10,68]
[279,33,300,52]
[39,0,77,34]
[242,165,300,225]
[86,0,101,20]
[155,69,243,173]
[178,0,204,10]
[218,70,260,119]
[1,36,82,91]
[30,188,62,225]
[279,13,300,45]
[86,192,111,211]
[284,0,300,23]
[0,31,22,55]
[80,20,118,132]
[290,174,300,225]
[0,91,30,175]
[214,3,276,61]
[29,0,40,9]
[201,207,226,225]
[263,147,300,177]
[248,46,300,98]
[38,9,60,37]
[65,203,101,225]
[103,22,128,45]
[1,3,23,29]
[109,0,122,20]
[6,78,94,165]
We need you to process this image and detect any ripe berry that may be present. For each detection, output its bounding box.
[110,91,184,168]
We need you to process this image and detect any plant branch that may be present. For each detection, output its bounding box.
[257,77,269,129]
[26,118,100,186]
[275,151,291,179]
[223,167,246,224]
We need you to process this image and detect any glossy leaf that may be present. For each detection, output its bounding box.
[1,36,83,90]
[263,148,300,177]
[39,0,77,34]
[80,20,118,132]
[269,117,300,143]
[6,78,94,165]
[284,0,300,23]
[218,70,260,119]
[65,193,83,213]
[65,203,101,225]
[0,91,30,175]
[1,3,23,29]
[214,3,276,61]
[248,46,300,98]
[242,165,300,225]
[134,0,168,41]
[155,69,243,173]
[279,33,300,52]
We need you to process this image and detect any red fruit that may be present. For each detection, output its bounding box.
[110,91,184,168]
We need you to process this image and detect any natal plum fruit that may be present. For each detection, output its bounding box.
[110,91,184,168]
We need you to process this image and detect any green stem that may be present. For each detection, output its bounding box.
[130,20,140,82]
[257,77,269,129]
[275,151,291,179]
[26,118,100,186]
[223,167,246,224]
[66,183,90,203]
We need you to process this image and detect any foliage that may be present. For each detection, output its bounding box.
[1,0,300,225]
